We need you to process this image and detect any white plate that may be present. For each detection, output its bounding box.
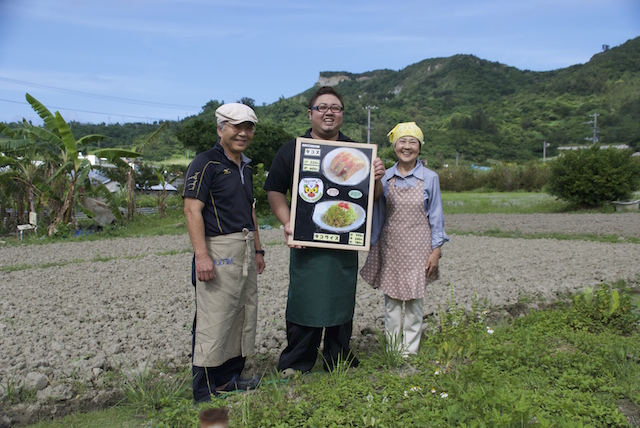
[322,148,370,186]
[312,201,366,233]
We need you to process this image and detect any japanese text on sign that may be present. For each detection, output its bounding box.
[313,233,340,243]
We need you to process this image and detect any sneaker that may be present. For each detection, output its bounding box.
[216,374,260,392]
[280,368,302,379]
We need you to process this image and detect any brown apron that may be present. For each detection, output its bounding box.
[361,178,438,300]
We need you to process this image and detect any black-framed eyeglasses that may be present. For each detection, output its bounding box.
[311,104,344,113]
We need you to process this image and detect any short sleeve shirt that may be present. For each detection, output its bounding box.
[264,129,354,194]
[183,143,255,237]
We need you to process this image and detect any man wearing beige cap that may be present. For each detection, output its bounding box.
[183,102,265,402]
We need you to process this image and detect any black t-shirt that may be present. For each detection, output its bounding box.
[264,128,354,194]
[183,143,255,236]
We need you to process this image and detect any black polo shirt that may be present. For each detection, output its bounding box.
[183,143,255,237]
[264,128,355,195]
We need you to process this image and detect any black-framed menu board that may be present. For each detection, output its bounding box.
[289,137,377,251]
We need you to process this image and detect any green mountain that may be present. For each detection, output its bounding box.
[255,36,640,165]
[5,37,638,165]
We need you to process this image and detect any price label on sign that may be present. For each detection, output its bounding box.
[348,233,365,246]
[302,158,320,172]
[304,148,321,157]
[313,233,340,243]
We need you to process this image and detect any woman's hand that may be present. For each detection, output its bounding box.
[373,157,385,181]
[426,246,441,277]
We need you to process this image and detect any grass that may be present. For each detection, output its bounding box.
[7,191,639,426]
[25,407,147,428]
[441,191,574,214]
[1,191,629,247]
[448,229,640,244]
[24,283,640,428]
[114,358,192,414]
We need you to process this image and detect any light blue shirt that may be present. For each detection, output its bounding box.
[370,162,449,249]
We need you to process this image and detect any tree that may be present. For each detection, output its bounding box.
[244,122,294,170]
[3,94,142,234]
[175,118,218,155]
[546,145,640,207]
[240,97,255,108]
[176,119,293,171]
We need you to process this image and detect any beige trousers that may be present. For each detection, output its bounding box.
[384,295,424,356]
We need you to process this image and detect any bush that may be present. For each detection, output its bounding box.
[567,282,640,335]
[252,163,270,217]
[437,163,549,192]
[546,145,640,207]
[485,162,550,192]
[437,167,482,192]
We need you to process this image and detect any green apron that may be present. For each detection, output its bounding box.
[286,247,358,327]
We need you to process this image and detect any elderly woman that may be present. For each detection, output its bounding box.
[361,122,449,357]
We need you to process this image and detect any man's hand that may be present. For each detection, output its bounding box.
[195,253,215,282]
[256,253,265,274]
[284,222,303,249]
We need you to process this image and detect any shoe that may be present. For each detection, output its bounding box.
[280,368,302,379]
[217,374,261,392]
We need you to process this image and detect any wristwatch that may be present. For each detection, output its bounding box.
[255,249,265,256]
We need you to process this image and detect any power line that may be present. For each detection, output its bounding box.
[0,97,176,122]
[0,76,201,110]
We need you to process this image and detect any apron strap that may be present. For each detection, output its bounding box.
[242,228,251,277]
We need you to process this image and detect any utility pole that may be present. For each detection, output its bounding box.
[584,113,599,144]
[364,105,378,144]
[543,141,550,163]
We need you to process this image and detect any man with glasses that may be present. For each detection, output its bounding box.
[265,87,385,376]
[183,103,265,402]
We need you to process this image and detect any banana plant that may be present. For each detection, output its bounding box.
[13,94,143,234]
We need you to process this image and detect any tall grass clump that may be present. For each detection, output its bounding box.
[115,359,191,414]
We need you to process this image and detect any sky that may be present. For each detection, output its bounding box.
[0,0,638,125]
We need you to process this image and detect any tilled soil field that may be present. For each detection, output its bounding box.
[1,213,639,426]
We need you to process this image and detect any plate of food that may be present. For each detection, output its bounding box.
[322,148,370,185]
[312,200,366,233]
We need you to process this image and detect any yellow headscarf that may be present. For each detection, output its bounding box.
[387,122,424,145]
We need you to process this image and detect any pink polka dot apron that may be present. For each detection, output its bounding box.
[360,177,438,300]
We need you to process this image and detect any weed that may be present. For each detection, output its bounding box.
[432,285,490,369]
[114,358,191,414]
[372,330,405,368]
[568,282,640,335]
[0,375,36,405]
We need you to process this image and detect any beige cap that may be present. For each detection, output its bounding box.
[215,103,258,125]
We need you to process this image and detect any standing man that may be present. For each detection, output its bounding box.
[265,87,385,375]
[183,103,266,403]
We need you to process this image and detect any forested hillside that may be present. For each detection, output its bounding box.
[255,36,640,165]
[3,37,638,165]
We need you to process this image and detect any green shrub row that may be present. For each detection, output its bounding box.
[437,163,550,192]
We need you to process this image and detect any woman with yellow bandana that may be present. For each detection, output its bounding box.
[361,122,449,357]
